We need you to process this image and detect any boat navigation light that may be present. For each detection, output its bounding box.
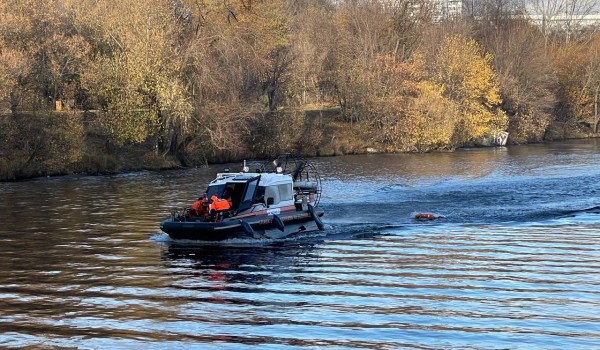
[224,168,230,173]
[242,160,249,173]
[276,162,283,174]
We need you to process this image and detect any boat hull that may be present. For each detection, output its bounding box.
[160,209,324,241]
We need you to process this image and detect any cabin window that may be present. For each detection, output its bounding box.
[278,184,293,201]
[254,186,266,203]
[264,183,293,206]
[265,186,280,205]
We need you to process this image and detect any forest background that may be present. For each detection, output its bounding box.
[1,0,599,180]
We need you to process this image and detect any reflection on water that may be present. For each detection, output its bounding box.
[1,139,600,349]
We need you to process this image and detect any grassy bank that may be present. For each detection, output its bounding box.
[1,108,597,182]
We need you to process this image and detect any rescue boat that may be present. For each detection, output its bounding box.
[160,154,325,242]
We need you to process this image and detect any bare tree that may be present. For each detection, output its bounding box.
[563,0,597,43]
[390,0,436,61]
[583,42,600,132]
[528,0,597,44]
[472,1,557,143]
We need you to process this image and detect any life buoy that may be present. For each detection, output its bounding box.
[415,213,436,220]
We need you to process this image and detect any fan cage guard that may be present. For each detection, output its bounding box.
[246,154,322,208]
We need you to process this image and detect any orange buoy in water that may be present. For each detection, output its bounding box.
[415,213,436,220]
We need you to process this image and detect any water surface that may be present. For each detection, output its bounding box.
[1,140,600,349]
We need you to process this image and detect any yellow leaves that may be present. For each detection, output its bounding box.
[430,35,507,140]
[402,80,458,150]
[356,35,508,150]
[436,36,499,104]
[3,0,519,156]
[356,54,455,151]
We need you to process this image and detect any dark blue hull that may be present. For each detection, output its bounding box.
[160,209,324,241]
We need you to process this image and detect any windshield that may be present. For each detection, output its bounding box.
[236,176,261,212]
[243,178,258,203]
[205,184,225,202]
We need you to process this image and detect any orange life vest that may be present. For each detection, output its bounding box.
[210,195,231,211]
[191,197,208,216]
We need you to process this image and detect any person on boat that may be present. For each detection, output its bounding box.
[210,194,231,211]
[222,188,233,207]
[209,194,231,222]
[253,186,265,204]
[191,195,208,217]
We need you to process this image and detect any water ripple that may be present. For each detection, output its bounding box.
[2,140,600,348]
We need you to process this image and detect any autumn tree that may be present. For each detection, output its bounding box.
[425,35,508,145]
[0,0,91,112]
[0,37,28,113]
[327,1,399,122]
[76,0,192,149]
[0,0,87,179]
[389,0,436,61]
[588,38,600,133]
[471,2,556,143]
[286,1,338,106]
[552,33,600,135]
[363,54,460,152]
[494,24,556,143]
[149,0,297,161]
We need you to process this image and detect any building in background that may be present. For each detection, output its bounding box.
[438,0,463,17]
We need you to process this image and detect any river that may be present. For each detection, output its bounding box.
[1,140,599,349]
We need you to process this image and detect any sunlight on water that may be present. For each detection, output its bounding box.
[1,140,600,349]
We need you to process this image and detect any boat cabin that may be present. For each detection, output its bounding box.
[205,172,295,213]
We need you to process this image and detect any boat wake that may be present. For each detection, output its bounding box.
[150,232,174,243]
[323,171,600,229]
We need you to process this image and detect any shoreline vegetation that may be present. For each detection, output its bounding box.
[1,1,599,181]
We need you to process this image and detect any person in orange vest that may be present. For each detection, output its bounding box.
[209,194,231,222]
[191,195,208,217]
[210,194,231,211]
